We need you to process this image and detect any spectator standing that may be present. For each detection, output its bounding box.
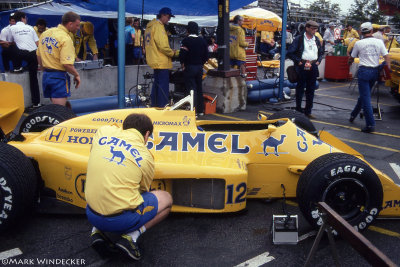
[85,113,172,261]
[179,21,208,116]
[37,11,81,107]
[145,7,178,107]
[125,17,135,65]
[349,22,390,133]
[207,36,218,53]
[229,15,249,77]
[287,20,323,119]
[133,18,144,64]
[323,22,335,54]
[10,11,41,107]
[343,24,359,39]
[0,13,22,72]
[34,18,48,39]
[383,26,399,49]
[73,21,98,61]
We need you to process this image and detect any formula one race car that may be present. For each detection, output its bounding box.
[1,81,400,233]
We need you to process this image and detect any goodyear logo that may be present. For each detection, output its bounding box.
[45,127,67,143]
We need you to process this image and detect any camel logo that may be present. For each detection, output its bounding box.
[46,43,52,54]
[259,134,287,156]
[182,116,191,126]
[104,146,126,166]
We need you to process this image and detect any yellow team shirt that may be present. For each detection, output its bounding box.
[85,125,155,215]
[134,28,143,47]
[343,28,359,39]
[37,24,75,71]
[384,34,400,49]
[69,24,99,60]
[261,31,274,42]
[145,19,176,69]
[229,24,248,61]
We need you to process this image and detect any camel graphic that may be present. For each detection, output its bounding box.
[261,134,287,156]
[104,146,126,166]
[46,43,52,54]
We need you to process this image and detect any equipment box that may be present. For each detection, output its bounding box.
[204,94,217,114]
[74,59,103,70]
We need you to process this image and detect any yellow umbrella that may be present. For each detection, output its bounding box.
[230,7,282,32]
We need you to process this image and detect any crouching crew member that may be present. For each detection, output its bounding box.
[85,113,173,260]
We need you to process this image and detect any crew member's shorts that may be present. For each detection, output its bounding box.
[133,47,143,59]
[43,70,71,98]
[230,59,245,68]
[86,192,158,234]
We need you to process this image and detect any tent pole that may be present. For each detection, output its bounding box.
[118,0,126,108]
[278,0,288,100]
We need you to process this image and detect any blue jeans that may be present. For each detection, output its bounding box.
[351,66,378,128]
[184,64,204,114]
[295,63,319,115]
[151,69,170,107]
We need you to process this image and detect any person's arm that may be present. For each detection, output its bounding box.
[139,157,155,192]
[87,35,98,59]
[37,54,44,71]
[239,29,249,48]
[287,36,302,65]
[353,30,359,39]
[63,64,80,88]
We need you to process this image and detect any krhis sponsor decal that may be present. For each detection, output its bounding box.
[99,136,143,167]
[56,193,73,203]
[58,187,72,194]
[383,199,400,209]
[0,177,13,224]
[75,173,86,200]
[92,117,123,124]
[146,132,250,154]
[22,115,61,133]
[260,134,287,156]
[45,126,67,143]
[69,128,97,134]
[67,136,93,145]
[153,116,191,127]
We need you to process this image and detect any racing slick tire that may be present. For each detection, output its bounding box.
[296,153,383,232]
[268,110,317,135]
[0,143,37,232]
[19,104,76,133]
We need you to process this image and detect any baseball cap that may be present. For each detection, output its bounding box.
[158,7,175,17]
[360,22,373,33]
[328,22,335,27]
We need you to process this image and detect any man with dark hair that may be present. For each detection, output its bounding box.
[0,13,22,72]
[85,113,172,260]
[229,15,248,77]
[343,24,359,39]
[133,18,144,64]
[37,11,81,107]
[287,20,323,119]
[125,17,136,65]
[179,21,208,116]
[348,22,390,133]
[34,18,47,38]
[10,11,41,107]
[145,7,178,107]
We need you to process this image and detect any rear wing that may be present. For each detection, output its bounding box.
[0,82,24,136]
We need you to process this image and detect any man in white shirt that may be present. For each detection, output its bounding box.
[0,13,22,72]
[349,22,390,133]
[323,22,335,54]
[10,11,41,107]
[287,20,323,119]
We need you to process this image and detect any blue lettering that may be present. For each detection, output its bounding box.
[135,157,143,167]
[231,134,250,154]
[296,128,308,152]
[67,136,79,143]
[119,140,132,151]
[182,133,205,152]
[99,137,107,145]
[130,148,140,157]
[107,137,119,146]
[79,137,89,144]
[208,133,228,153]
[156,132,178,151]
[146,134,154,150]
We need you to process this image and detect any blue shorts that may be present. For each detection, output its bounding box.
[86,192,158,234]
[133,47,143,59]
[230,59,245,68]
[43,70,71,98]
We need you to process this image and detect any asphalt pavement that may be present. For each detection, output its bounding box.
[1,79,400,266]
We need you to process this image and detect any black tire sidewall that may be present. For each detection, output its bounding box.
[297,153,383,231]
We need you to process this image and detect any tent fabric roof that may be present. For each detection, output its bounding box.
[56,0,255,16]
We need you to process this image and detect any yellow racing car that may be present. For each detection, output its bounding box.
[0,81,399,233]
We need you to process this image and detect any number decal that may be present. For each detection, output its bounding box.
[226,183,247,204]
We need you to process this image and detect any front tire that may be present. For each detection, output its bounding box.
[296,153,383,232]
[0,143,37,232]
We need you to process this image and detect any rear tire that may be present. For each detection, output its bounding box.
[0,143,37,232]
[268,110,317,135]
[297,153,383,232]
[19,104,76,133]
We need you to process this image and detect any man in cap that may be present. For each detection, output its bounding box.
[343,24,359,39]
[287,20,323,119]
[323,22,335,54]
[145,7,179,107]
[179,21,208,116]
[72,21,99,61]
[348,22,390,133]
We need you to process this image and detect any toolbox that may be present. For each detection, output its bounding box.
[272,215,298,245]
[74,59,103,70]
